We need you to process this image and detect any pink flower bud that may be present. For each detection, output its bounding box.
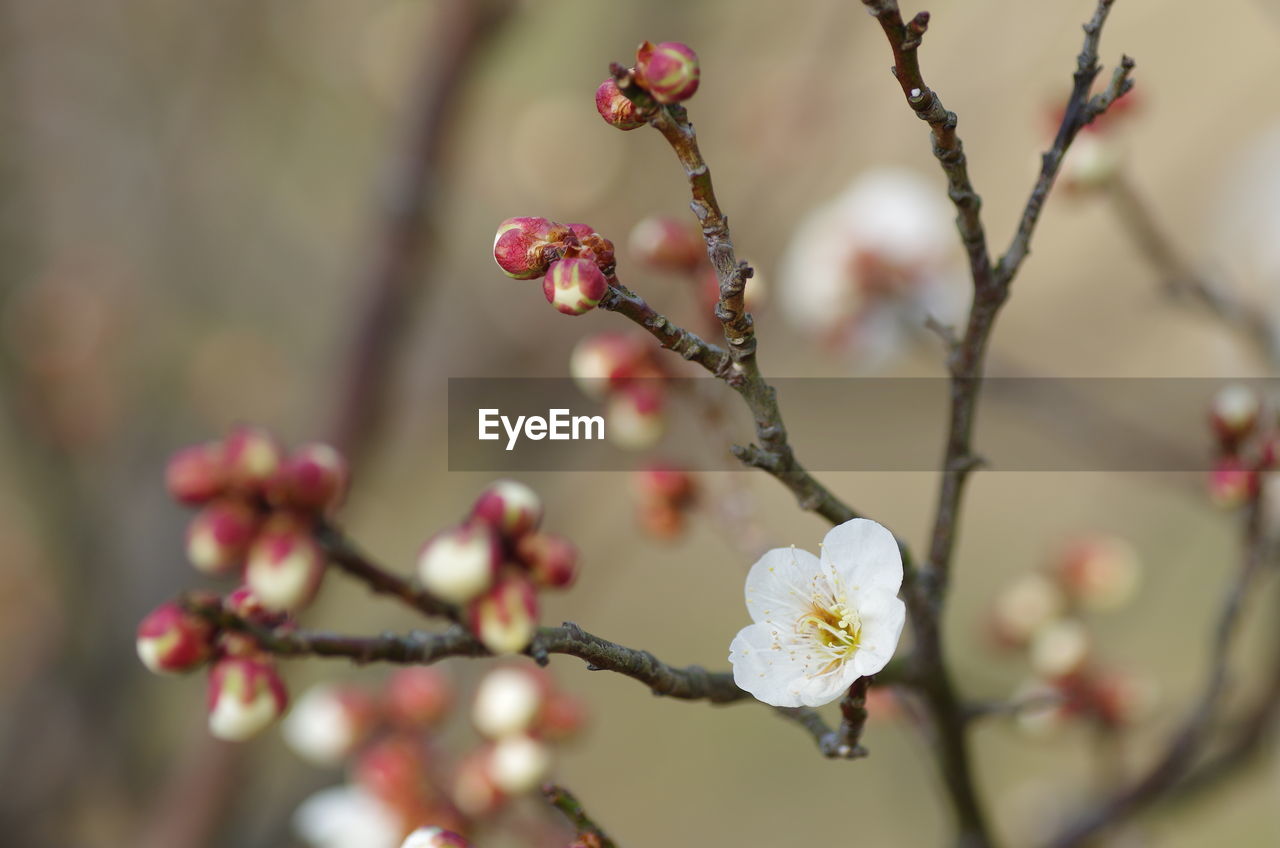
[1029,619,1090,679]
[634,41,700,104]
[489,734,552,794]
[282,683,378,766]
[165,441,227,504]
[452,748,506,818]
[186,499,260,576]
[416,522,501,604]
[1089,669,1157,729]
[470,480,543,539]
[471,666,548,739]
[987,572,1065,649]
[493,217,559,280]
[223,585,287,627]
[353,736,429,807]
[633,463,696,507]
[594,78,645,130]
[401,828,473,848]
[569,333,650,399]
[1209,384,1260,447]
[245,515,327,612]
[385,667,454,728]
[136,601,216,674]
[567,224,617,271]
[543,257,608,316]
[1209,456,1258,508]
[538,692,589,741]
[514,533,579,589]
[628,216,704,273]
[272,442,349,513]
[207,656,288,741]
[223,424,285,494]
[468,574,539,655]
[1055,536,1142,611]
[606,383,665,450]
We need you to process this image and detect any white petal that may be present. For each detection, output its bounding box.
[792,662,862,707]
[851,589,906,678]
[729,623,811,708]
[820,518,903,596]
[744,545,825,626]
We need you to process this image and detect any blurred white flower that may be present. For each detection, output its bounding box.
[778,168,965,368]
[729,518,906,707]
[294,785,403,848]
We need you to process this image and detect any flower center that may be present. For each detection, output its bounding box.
[797,598,862,671]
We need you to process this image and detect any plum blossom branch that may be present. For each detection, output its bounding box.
[542,784,618,848]
[1045,496,1269,848]
[317,523,459,622]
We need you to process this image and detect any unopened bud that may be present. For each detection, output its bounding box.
[640,500,685,540]
[452,749,506,818]
[594,79,645,130]
[489,734,552,794]
[543,257,608,316]
[989,572,1065,648]
[515,533,579,589]
[385,667,453,727]
[401,828,473,848]
[1090,669,1158,728]
[207,656,288,741]
[468,574,539,655]
[1029,619,1090,679]
[166,441,227,504]
[223,585,287,628]
[282,683,378,766]
[273,442,349,513]
[245,515,327,612]
[1056,536,1141,611]
[471,480,543,539]
[186,499,260,576]
[629,215,704,273]
[634,41,700,104]
[1209,384,1260,446]
[136,601,216,674]
[1063,134,1121,192]
[416,522,501,604]
[538,692,589,741]
[493,217,559,280]
[472,666,547,739]
[569,333,648,399]
[634,463,696,507]
[223,424,285,494]
[1209,456,1258,508]
[606,383,665,450]
[353,736,429,806]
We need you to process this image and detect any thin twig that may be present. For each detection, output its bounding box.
[542,784,618,848]
[317,522,459,622]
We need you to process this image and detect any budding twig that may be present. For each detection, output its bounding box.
[542,784,618,848]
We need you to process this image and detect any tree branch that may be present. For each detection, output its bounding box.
[542,784,618,848]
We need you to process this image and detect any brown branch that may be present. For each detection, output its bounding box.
[317,522,459,622]
[1044,496,1268,848]
[542,784,618,848]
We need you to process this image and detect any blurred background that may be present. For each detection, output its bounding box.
[3,0,1280,845]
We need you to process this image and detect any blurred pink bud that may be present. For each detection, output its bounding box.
[1029,619,1090,679]
[569,333,650,399]
[1209,456,1258,508]
[186,499,260,577]
[283,683,379,766]
[385,667,454,728]
[606,383,665,450]
[634,463,696,507]
[489,734,551,794]
[634,41,700,104]
[416,522,501,604]
[452,748,506,818]
[639,500,686,541]
[471,665,548,739]
[223,585,287,627]
[223,424,285,494]
[401,828,473,848]
[207,656,288,741]
[515,533,579,590]
[1209,384,1260,447]
[1090,669,1157,729]
[136,601,216,674]
[595,78,645,130]
[538,692,589,741]
[543,257,608,316]
[1055,536,1141,611]
[352,736,429,808]
[272,442,349,513]
[493,217,559,279]
[471,480,543,539]
[987,572,1065,649]
[468,574,539,655]
[245,515,327,612]
[165,441,227,505]
[629,215,704,273]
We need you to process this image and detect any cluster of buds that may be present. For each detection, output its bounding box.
[416,481,579,655]
[569,332,670,450]
[632,463,698,539]
[1206,384,1268,509]
[985,536,1152,735]
[493,218,614,316]
[138,427,352,740]
[289,665,587,848]
[595,41,700,131]
[1053,89,1139,193]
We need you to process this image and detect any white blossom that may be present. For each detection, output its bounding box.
[729,518,906,708]
[293,785,403,848]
